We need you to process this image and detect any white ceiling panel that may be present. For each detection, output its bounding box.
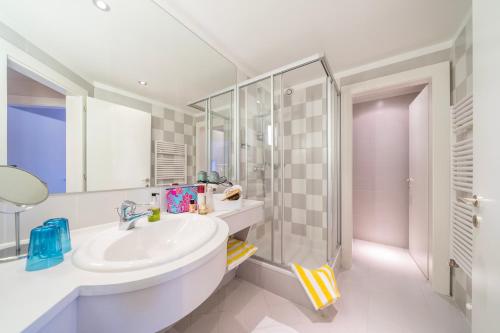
[163,0,471,76]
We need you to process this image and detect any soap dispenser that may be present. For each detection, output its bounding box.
[148,193,161,222]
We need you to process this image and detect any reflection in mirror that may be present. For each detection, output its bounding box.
[6,66,78,194]
[192,102,208,176]
[210,91,234,180]
[0,0,236,193]
[86,98,151,191]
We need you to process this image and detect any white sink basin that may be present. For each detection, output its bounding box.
[73,214,218,272]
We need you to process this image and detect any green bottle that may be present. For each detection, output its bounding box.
[148,193,161,222]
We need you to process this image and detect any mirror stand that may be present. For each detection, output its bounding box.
[0,212,29,262]
[14,212,22,256]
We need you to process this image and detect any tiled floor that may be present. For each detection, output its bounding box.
[167,240,470,333]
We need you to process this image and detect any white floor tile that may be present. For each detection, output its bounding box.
[168,240,469,333]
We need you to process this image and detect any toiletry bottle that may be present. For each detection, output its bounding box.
[206,185,215,213]
[198,184,208,215]
[148,193,161,222]
[189,199,197,213]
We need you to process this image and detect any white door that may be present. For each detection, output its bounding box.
[86,97,151,191]
[409,86,430,278]
[65,96,84,192]
[472,2,500,331]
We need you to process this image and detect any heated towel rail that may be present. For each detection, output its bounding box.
[450,95,474,278]
[154,140,187,186]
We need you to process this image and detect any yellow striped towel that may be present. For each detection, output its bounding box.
[290,263,341,311]
[226,238,258,271]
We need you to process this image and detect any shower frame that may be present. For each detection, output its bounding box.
[189,54,341,268]
[238,54,341,268]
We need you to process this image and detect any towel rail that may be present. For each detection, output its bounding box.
[450,94,474,279]
[154,140,187,186]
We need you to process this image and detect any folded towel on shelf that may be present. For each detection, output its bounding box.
[290,263,341,311]
[226,238,258,271]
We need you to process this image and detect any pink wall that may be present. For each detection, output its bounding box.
[353,93,417,248]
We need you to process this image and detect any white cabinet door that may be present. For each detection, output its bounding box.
[409,86,430,278]
[86,97,151,191]
[472,1,500,331]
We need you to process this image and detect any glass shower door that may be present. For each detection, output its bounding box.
[240,77,277,262]
[239,58,339,269]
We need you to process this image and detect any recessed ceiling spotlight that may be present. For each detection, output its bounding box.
[138,80,148,86]
[256,100,261,104]
[93,0,110,12]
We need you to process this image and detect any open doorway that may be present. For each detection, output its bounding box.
[341,62,451,294]
[352,84,430,277]
[7,67,67,194]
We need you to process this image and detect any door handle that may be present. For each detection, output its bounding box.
[461,194,480,207]
[472,215,480,228]
[406,178,414,188]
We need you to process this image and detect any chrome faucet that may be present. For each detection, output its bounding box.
[117,200,152,230]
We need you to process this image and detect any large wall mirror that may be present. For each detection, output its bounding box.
[0,0,236,194]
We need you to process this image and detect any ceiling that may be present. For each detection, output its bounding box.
[163,0,471,76]
[0,0,236,111]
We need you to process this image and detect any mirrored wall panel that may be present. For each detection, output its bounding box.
[0,0,236,193]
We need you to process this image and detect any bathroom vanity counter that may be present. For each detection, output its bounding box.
[209,199,264,235]
[0,199,264,333]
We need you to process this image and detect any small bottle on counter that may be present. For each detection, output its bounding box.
[189,199,197,213]
[197,184,208,215]
[206,185,215,213]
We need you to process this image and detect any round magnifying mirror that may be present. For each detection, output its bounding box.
[0,166,49,213]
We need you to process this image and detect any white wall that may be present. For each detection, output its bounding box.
[0,187,163,245]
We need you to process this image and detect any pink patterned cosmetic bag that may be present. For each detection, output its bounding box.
[165,186,198,214]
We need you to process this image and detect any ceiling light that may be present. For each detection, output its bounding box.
[93,0,110,11]
[256,100,261,104]
[138,80,148,86]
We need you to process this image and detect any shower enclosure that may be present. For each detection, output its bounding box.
[239,56,341,268]
[190,55,341,268]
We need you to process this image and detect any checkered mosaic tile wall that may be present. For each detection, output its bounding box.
[281,82,328,243]
[151,105,196,184]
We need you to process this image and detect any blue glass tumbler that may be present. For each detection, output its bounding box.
[25,225,64,271]
[43,218,71,253]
